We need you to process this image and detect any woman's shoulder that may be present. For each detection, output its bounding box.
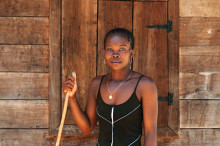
[133,72,156,91]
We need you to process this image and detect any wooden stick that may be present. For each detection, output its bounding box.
[56,72,76,146]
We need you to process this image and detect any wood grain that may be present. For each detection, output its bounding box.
[180,46,220,73]
[0,45,49,72]
[0,17,49,44]
[167,0,179,134]
[180,100,220,128]
[158,129,220,146]
[0,0,49,16]
[0,73,48,99]
[209,73,220,98]
[49,0,62,134]
[97,0,132,76]
[62,0,97,124]
[180,0,220,17]
[180,17,220,47]
[133,2,168,127]
[0,100,48,128]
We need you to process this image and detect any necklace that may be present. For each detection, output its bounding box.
[107,71,133,99]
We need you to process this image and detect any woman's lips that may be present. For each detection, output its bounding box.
[111,61,121,64]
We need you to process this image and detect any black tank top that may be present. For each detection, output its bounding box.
[96,75,144,146]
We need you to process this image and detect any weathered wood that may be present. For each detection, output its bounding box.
[49,0,62,135]
[180,0,220,17]
[179,73,206,98]
[0,100,48,128]
[0,45,49,72]
[180,100,220,128]
[62,0,97,124]
[0,129,98,146]
[167,0,179,135]
[158,129,220,146]
[0,0,49,16]
[180,17,220,47]
[97,0,132,76]
[133,2,168,127]
[0,17,49,44]
[180,46,220,73]
[0,73,48,99]
[209,73,220,98]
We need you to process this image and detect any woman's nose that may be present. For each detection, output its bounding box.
[112,52,120,58]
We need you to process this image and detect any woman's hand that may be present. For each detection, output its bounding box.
[62,74,78,99]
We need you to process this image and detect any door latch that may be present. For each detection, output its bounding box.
[146,20,172,33]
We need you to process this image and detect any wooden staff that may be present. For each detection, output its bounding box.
[56,72,76,146]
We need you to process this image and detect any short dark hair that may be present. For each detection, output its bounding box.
[104,28,135,49]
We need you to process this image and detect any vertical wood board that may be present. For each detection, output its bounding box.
[49,0,62,134]
[0,100,48,128]
[0,0,49,16]
[133,2,168,126]
[0,45,49,72]
[97,0,133,76]
[62,0,97,124]
[0,17,49,44]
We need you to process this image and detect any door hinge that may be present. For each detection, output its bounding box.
[158,92,173,106]
[146,20,172,33]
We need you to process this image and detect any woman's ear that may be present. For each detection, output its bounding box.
[130,49,134,58]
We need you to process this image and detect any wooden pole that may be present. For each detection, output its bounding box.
[56,72,76,146]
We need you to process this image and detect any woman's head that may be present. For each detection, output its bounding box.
[104,28,135,50]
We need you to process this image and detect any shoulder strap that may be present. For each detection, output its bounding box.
[134,75,144,91]
[98,75,105,94]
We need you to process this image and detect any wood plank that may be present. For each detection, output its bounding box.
[0,45,49,72]
[0,73,48,99]
[180,0,220,17]
[62,0,97,124]
[0,129,98,146]
[0,0,49,16]
[158,129,220,146]
[0,17,49,44]
[0,100,48,128]
[180,100,220,128]
[180,17,220,47]
[167,0,179,134]
[133,2,168,127]
[180,72,220,99]
[97,0,132,76]
[180,73,206,98]
[49,0,62,134]
[180,46,220,73]
[209,73,220,98]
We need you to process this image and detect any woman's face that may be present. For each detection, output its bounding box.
[104,34,133,70]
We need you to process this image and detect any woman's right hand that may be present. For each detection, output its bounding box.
[62,74,78,99]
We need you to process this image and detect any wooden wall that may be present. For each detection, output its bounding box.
[158,0,220,145]
[0,0,220,146]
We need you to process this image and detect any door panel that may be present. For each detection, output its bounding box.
[133,2,168,126]
[97,0,133,76]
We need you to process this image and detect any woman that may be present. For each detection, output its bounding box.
[62,28,158,146]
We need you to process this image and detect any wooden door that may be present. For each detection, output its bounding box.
[61,0,169,134]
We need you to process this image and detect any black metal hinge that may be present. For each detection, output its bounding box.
[146,20,172,33]
[158,92,173,106]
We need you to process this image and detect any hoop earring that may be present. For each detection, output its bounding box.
[130,58,133,64]
[104,59,106,64]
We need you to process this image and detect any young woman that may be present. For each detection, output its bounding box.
[62,28,158,146]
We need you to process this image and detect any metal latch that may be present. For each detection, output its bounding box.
[158,92,173,106]
[146,20,172,33]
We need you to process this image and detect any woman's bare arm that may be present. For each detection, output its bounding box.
[139,77,158,146]
[63,76,101,135]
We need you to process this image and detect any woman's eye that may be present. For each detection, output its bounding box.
[106,48,112,51]
[119,48,125,51]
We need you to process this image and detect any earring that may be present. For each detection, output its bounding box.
[104,59,106,64]
[130,57,133,64]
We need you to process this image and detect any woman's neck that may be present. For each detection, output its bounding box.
[110,68,132,81]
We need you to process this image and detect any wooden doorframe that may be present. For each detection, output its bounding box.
[49,0,179,139]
